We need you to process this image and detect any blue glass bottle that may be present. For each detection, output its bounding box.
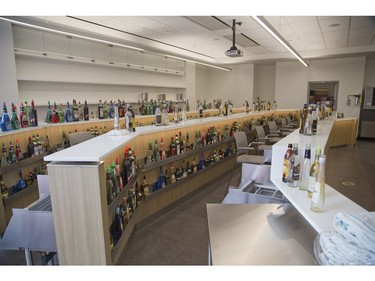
[65,101,73,122]
[156,166,165,190]
[1,102,12,132]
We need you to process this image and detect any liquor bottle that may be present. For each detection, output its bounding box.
[115,157,124,191]
[267,100,271,111]
[98,99,104,119]
[0,175,8,200]
[175,134,180,155]
[78,101,84,121]
[73,99,79,121]
[111,161,120,196]
[29,100,38,126]
[170,137,176,157]
[299,104,307,134]
[303,106,312,136]
[135,182,143,207]
[16,169,26,192]
[122,147,130,185]
[45,101,52,123]
[65,102,73,122]
[27,136,34,158]
[103,100,109,119]
[141,175,150,198]
[20,102,28,128]
[146,141,153,165]
[114,102,120,130]
[1,102,12,132]
[15,139,24,161]
[175,162,183,181]
[308,145,321,198]
[155,105,162,126]
[198,152,206,170]
[51,102,59,123]
[10,103,20,130]
[128,188,135,213]
[170,165,176,184]
[154,139,160,161]
[8,141,17,164]
[114,205,124,234]
[198,103,203,118]
[84,100,89,121]
[157,166,166,190]
[310,154,326,213]
[165,168,171,185]
[282,143,293,183]
[58,103,65,123]
[287,143,300,187]
[159,137,164,159]
[299,143,311,191]
[106,165,114,204]
[182,160,188,178]
[1,143,8,167]
[273,100,278,110]
[109,100,114,119]
[312,105,318,135]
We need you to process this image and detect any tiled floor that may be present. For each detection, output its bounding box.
[1,139,374,265]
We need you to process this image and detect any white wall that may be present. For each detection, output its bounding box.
[207,64,254,107]
[275,57,366,118]
[0,21,19,109]
[253,63,276,102]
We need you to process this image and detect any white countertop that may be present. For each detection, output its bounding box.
[44,110,288,162]
[270,117,366,233]
[207,203,316,265]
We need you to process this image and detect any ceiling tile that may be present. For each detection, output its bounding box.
[348,38,373,47]
[245,46,270,55]
[350,16,375,29]
[243,27,273,40]
[349,27,375,40]
[256,38,282,47]
[318,17,350,32]
[265,45,289,53]
[323,30,348,42]
[326,40,347,49]
[300,33,324,44]
[284,16,318,23]
[290,20,321,35]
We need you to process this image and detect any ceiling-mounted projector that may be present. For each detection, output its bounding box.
[225,19,243,58]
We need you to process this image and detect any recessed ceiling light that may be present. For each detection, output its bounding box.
[329,23,340,28]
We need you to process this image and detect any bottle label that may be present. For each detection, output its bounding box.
[308,175,316,192]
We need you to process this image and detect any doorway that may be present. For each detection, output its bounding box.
[307,81,339,111]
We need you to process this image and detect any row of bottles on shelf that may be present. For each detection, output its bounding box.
[154,100,188,125]
[1,163,48,201]
[282,143,326,213]
[1,134,51,168]
[1,101,38,132]
[145,124,236,165]
[299,101,333,135]
[140,99,190,116]
[109,181,143,249]
[252,98,277,112]
[106,146,138,205]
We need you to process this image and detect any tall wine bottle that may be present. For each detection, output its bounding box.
[299,143,311,191]
[310,154,326,213]
[1,102,12,132]
[307,145,321,198]
[287,143,300,187]
[282,143,293,183]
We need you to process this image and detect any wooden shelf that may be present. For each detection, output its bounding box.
[140,136,234,172]
[3,181,38,206]
[0,152,50,176]
[144,154,235,201]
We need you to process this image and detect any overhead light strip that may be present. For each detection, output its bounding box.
[0,17,231,72]
[252,16,309,67]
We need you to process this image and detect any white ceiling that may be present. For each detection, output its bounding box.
[8,16,375,66]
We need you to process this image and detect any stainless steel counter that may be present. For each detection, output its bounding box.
[206,203,317,265]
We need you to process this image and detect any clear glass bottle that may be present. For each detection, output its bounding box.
[311,154,326,213]
[299,143,311,191]
[288,143,300,187]
[114,103,120,130]
[155,105,162,126]
[303,106,312,136]
[308,145,321,198]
